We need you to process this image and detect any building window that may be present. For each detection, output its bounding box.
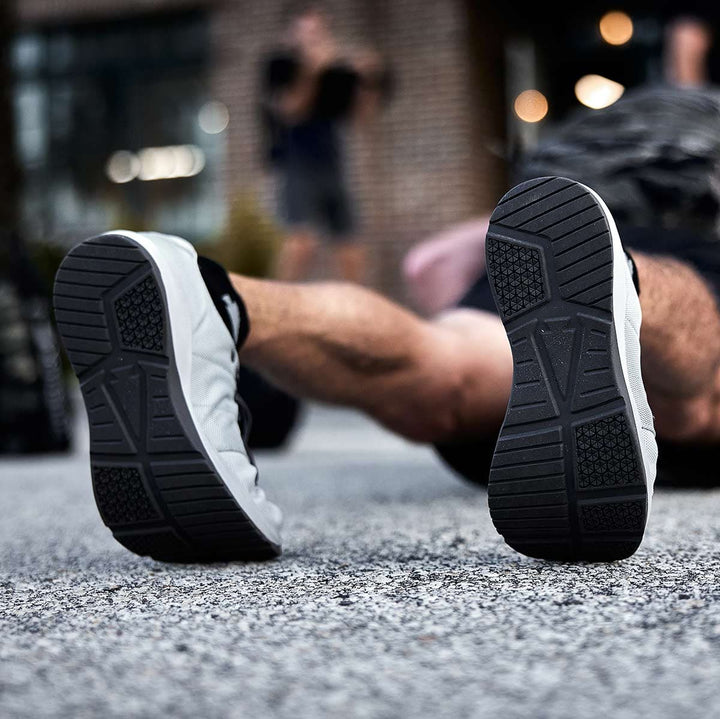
[13,10,225,245]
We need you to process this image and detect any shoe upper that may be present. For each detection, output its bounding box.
[140,232,283,537]
[580,184,658,507]
[620,256,658,498]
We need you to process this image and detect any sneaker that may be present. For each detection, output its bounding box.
[53,231,282,562]
[485,177,657,561]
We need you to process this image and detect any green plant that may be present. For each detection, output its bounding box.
[200,189,282,278]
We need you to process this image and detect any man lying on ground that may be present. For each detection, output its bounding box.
[56,160,720,563]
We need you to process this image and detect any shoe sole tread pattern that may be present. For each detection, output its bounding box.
[54,234,279,563]
[486,177,647,562]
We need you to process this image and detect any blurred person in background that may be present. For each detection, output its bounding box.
[665,14,714,87]
[260,2,389,283]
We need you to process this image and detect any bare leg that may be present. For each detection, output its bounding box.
[233,274,511,443]
[332,241,367,284]
[634,252,720,441]
[235,252,720,448]
[274,231,319,282]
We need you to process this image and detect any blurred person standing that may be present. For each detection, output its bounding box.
[665,14,714,87]
[260,2,388,283]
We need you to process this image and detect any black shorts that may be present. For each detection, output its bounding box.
[434,224,720,488]
[279,164,355,241]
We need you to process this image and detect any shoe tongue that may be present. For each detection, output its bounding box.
[624,250,640,295]
[221,294,242,344]
[197,256,249,347]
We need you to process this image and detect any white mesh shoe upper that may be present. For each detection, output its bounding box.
[621,259,658,498]
[137,232,283,541]
[581,184,658,510]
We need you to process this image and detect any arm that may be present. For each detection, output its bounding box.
[267,42,338,123]
[276,64,320,121]
[403,217,490,316]
[349,49,389,124]
[664,17,713,87]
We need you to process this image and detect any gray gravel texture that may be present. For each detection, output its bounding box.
[2,405,720,719]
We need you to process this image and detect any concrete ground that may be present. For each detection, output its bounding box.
[1,404,719,719]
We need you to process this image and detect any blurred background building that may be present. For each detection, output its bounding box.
[8,0,720,296]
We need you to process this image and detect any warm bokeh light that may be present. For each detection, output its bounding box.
[599,10,634,46]
[575,74,625,109]
[514,89,549,123]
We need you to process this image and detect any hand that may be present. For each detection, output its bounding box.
[352,48,383,77]
[302,38,338,72]
[403,217,490,315]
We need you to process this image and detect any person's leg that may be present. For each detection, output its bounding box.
[238,247,720,448]
[232,274,512,443]
[275,163,321,282]
[331,241,367,284]
[633,252,720,441]
[323,175,366,283]
[274,230,319,282]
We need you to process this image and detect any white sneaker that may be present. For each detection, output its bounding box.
[485,177,657,561]
[54,231,282,562]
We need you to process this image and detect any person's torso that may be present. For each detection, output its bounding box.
[518,86,720,240]
[262,49,359,170]
[284,118,343,170]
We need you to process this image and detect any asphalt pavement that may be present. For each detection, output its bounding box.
[1,404,719,718]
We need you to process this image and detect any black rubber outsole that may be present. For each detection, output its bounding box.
[53,234,280,563]
[486,177,648,562]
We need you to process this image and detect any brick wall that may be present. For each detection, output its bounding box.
[18,0,507,300]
